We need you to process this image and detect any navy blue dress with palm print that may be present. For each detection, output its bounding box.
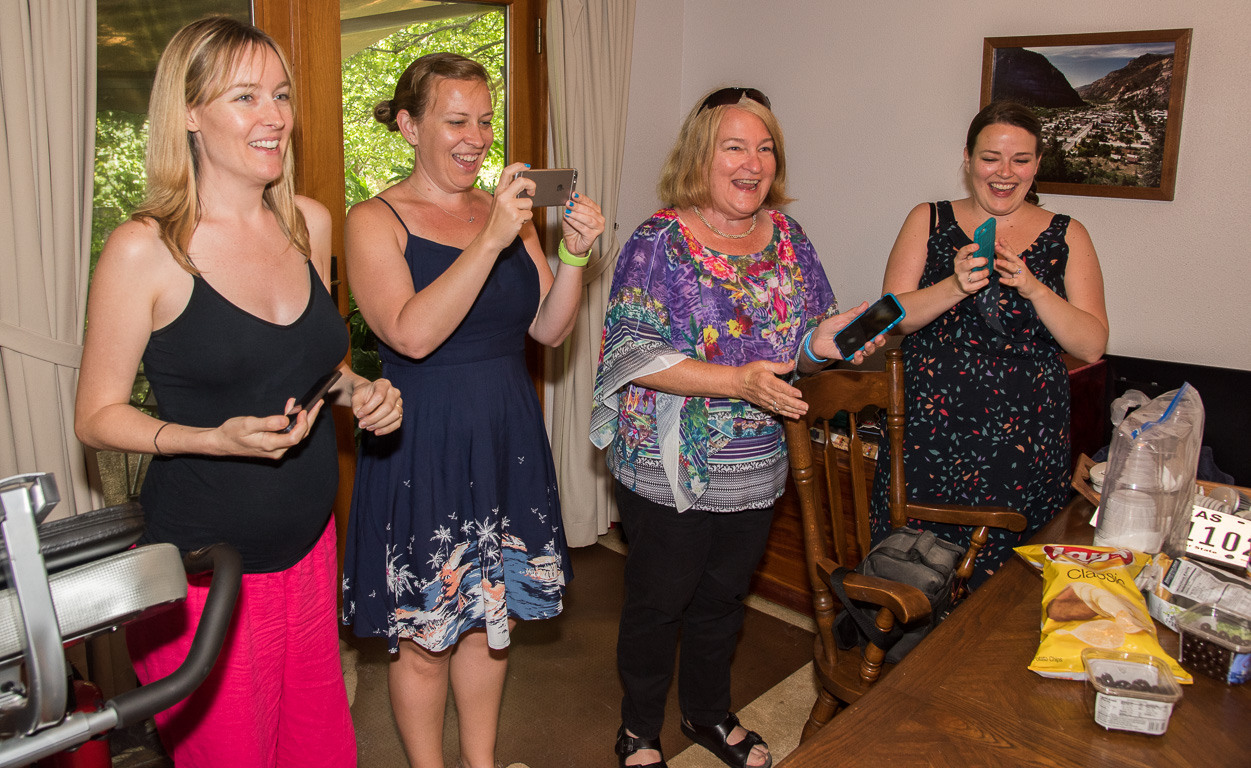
[342,198,568,652]
[870,201,1072,590]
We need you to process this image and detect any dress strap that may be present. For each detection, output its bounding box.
[375,196,411,236]
[1050,213,1072,240]
[928,202,937,236]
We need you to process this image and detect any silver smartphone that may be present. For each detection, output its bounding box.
[513,168,577,207]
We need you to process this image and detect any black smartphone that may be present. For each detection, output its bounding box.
[971,216,995,271]
[279,370,341,433]
[513,168,577,207]
[833,294,906,361]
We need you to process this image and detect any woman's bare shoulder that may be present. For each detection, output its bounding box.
[91,217,191,315]
[99,218,180,274]
[295,194,330,227]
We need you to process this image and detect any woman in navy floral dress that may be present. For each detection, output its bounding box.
[341,53,603,768]
[593,89,883,768]
[871,102,1109,590]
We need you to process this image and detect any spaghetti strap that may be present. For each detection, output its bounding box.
[375,197,410,235]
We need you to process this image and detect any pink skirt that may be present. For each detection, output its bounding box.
[127,520,355,768]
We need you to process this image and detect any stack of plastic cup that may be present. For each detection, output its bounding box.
[1094,489,1164,552]
[1095,441,1172,553]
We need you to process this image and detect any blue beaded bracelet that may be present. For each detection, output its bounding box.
[803,331,828,364]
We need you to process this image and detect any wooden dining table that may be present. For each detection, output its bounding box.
[777,495,1251,767]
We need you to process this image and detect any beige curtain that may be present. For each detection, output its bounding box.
[546,0,635,546]
[0,0,99,518]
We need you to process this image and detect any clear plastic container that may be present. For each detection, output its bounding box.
[1082,649,1182,735]
[1097,385,1204,557]
[1177,604,1251,684]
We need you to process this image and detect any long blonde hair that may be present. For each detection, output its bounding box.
[132,16,307,274]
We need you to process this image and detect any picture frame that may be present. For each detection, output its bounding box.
[981,29,1191,201]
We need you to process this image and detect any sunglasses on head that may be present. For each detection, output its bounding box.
[699,87,771,113]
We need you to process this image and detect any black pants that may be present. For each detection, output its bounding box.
[615,482,775,738]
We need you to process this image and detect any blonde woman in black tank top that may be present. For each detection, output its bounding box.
[74,18,402,768]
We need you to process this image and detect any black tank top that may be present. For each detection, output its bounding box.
[139,261,348,573]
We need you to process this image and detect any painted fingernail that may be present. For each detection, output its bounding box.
[524,163,531,168]
[573,192,579,198]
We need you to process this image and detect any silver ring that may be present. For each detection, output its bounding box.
[1015,268,1022,276]
[771,400,778,411]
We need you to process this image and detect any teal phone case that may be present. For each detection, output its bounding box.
[972,217,995,271]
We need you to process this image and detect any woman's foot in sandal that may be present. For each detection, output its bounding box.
[616,725,668,767]
[680,713,771,768]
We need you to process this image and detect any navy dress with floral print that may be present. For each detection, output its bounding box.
[870,201,1072,590]
[342,198,567,653]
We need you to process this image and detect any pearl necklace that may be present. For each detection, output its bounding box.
[411,181,476,223]
[694,206,756,239]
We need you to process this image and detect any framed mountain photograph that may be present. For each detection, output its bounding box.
[981,29,1191,201]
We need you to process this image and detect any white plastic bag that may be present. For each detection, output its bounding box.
[1095,384,1204,556]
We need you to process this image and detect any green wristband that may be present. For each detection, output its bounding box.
[558,240,590,267]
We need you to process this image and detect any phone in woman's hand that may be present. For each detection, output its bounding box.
[972,217,996,271]
[833,294,906,361]
[278,371,341,433]
[513,168,577,207]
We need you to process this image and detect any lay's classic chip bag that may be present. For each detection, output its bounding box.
[1015,544,1192,683]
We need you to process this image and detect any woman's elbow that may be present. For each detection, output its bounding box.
[74,415,105,451]
[390,338,436,360]
[530,326,572,348]
[1069,333,1108,365]
[373,322,436,360]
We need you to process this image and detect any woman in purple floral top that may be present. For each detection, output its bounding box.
[592,88,883,768]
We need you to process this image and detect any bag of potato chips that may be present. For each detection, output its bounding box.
[1015,544,1192,683]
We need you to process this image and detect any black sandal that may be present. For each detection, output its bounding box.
[680,713,772,768]
[615,725,668,768]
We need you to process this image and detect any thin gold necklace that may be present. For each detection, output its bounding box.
[411,180,476,223]
[694,206,756,239]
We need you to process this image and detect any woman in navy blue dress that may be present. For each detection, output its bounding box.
[341,53,604,768]
[871,102,1109,590]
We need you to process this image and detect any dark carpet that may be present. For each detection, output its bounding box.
[347,542,815,767]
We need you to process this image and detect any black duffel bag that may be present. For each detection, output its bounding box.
[828,527,963,664]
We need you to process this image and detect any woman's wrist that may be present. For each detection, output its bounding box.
[1018,276,1049,303]
[153,422,171,456]
[558,240,589,267]
[803,330,829,364]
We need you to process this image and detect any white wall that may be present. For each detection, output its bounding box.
[620,0,1251,370]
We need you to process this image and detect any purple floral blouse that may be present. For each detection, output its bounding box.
[591,209,837,512]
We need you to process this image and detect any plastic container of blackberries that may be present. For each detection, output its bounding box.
[1081,649,1182,735]
[1176,603,1251,684]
